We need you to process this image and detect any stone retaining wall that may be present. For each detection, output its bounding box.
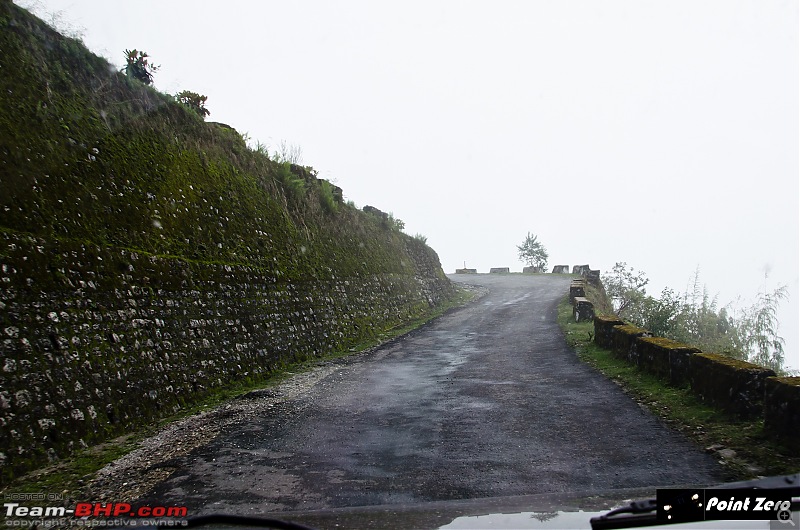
[0,231,454,483]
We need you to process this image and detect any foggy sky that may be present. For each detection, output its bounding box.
[21,0,800,370]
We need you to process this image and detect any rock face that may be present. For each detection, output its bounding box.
[362,205,389,222]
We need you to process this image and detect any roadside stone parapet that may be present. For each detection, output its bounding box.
[569,280,586,303]
[610,324,652,362]
[689,353,775,418]
[572,265,590,276]
[634,336,701,386]
[582,284,797,445]
[597,315,796,440]
[764,377,800,449]
[552,265,570,274]
[585,269,601,286]
[455,268,477,274]
[489,267,510,274]
[572,297,594,322]
[593,315,625,349]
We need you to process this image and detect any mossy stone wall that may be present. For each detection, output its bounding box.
[610,324,650,361]
[593,315,625,350]
[635,336,701,387]
[688,353,776,418]
[0,230,453,484]
[763,377,800,449]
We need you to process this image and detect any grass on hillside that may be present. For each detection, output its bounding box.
[558,295,800,481]
[4,286,478,497]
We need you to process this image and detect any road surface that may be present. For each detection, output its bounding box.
[141,273,725,515]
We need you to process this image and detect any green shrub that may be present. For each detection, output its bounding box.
[319,180,339,213]
[275,162,306,201]
[387,212,405,231]
[175,90,209,118]
[123,49,158,84]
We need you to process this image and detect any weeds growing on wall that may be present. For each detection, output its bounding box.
[386,212,405,231]
[319,180,339,213]
[271,139,303,165]
[275,162,307,203]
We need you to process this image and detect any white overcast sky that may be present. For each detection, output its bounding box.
[20,0,800,370]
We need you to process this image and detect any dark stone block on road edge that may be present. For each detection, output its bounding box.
[611,324,651,363]
[573,297,595,322]
[635,336,700,386]
[594,315,626,349]
[764,377,800,449]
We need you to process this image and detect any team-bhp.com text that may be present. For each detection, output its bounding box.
[5,503,188,526]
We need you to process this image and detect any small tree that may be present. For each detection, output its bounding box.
[175,90,210,118]
[739,285,788,373]
[517,232,548,271]
[602,262,649,317]
[123,49,159,85]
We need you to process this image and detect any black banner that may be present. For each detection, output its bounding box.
[657,488,793,523]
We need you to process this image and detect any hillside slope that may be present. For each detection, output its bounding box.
[0,1,455,484]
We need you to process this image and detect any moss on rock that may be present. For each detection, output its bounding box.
[689,353,776,418]
[764,377,800,449]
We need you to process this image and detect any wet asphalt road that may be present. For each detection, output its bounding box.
[143,274,725,514]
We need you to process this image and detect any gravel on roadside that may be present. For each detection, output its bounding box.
[82,363,342,503]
